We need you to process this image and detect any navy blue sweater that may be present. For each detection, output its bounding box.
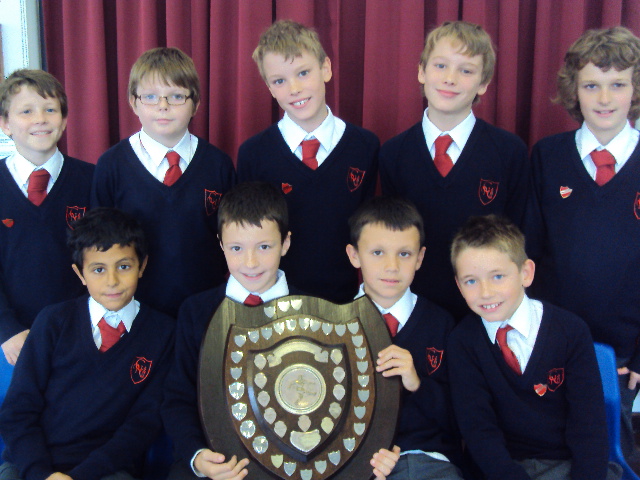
[0,156,93,343]
[380,120,529,320]
[237,123,378,303]
[92,138,236,317]
[0,295,175,480]
[527,131,640,371]
[448,302,608,480]
[392,296,461,465]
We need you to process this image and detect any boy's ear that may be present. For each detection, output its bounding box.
[191,100,200,118]
[345,244,361,269]
[281,232,292,257]
[521,259,535,288]
[476,81,490,98]
[71,264,87,286]
[0,116,11,138]
[218,234,224,251]
[418,64,426,85]
[138,256,149,278]
[415,246,426,271]
[322,57,333,83]
[128,95,139,113]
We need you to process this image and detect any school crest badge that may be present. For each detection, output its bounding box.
[66,206,87,229]
[425,347,443,375]
[2,219,14,228]
[282,183,293,194]
[478,179,499,206]
[634,193,640,220]
[130,357,152,384]
[547,368,564,392]
[347,167,365,192]
[199,295,400,479]
[560,186,573,199]
[204,189,222,216]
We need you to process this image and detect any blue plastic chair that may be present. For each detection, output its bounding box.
[142,431,173,480]
[594,342,640,480]
[0,360,14,455]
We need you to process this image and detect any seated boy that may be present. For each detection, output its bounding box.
[346,196,463,480]
[92,47,236,318]
[379,21,529,320]
[448,214,619,480]
[0,207,175,480]
[0,69,93,365]
[526,26,640,469]
[237,20,379,304]
[162,182,397,480]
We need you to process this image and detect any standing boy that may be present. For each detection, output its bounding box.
[0,69,93,365]
[92,47,236,318]
[237,20,379,304]
[527,26,640,469]
[448,214,619,480]
[380,21,529,320]
[0,207,174,480]
[346,196,463,480]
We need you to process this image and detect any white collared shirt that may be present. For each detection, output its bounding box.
[5,149,64,197]
[355,284,417,334]
[88,296,140,350]
[482,294,543,372]
[278,106,346,167]
[422,108,476,165]
[576,121,639,180]
[129,129,198,182]
[225,270,290,304]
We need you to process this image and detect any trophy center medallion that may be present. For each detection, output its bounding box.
[275,363,326,415]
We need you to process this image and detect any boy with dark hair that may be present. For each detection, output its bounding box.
[527,26,640,468]
[379,21,529,320]
[163,182,397,480]
[346,196,462,480]
[0,207,174,480]
[92,47,235,318]
[0,68,93,365]
[237,19,379,304]
[448,214,619,480]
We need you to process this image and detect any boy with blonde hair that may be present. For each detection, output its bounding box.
[380,21,529,321]
[92,47,236,318]
[0,69,93,365]
[237,20,379,304]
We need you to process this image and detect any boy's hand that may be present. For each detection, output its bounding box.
[376,345,420,392]
[45,473,73,480]
[1,329,29,365]
[194,449,249,480]
[371,445,401,479]
[617,366,640,390]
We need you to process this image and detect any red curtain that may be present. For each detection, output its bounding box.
[41,0,640,165]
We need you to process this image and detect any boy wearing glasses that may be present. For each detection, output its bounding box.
[92,47,236,318]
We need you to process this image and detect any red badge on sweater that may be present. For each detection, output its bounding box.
[281,183,293,194]
[547,368,564,392]
[634,192,640,220]
[205,189,222,216]
[478,179,499,205]
[347,167,365,192]
[2,219,14,228]
[426,347,443,375]
[66,206,87,229]
[559,186,573,199]
[131,357,152,384]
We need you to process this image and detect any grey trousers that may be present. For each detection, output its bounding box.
[515,458,622,480]
[387,453,464,480]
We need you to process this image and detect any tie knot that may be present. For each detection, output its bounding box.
[591,149,615,167]
[434,134,453,156]
[244,294,263,306]
[301,138,321,157]
[166,151,181,166]
[29,169,50,190]
[382,313,399,337]
[496,324,513,343]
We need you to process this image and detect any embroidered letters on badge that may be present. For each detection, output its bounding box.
[131,357,153,384]
[66,206,87,229]
[347,167,365,192]
[547,368,564,392]
[478,179,499,206]
[205,189,222,216]
[425,347,443,375]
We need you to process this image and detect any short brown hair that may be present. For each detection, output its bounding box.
[252,20,327,81]
[128,47,200,112]
[420,21,495,97]
[349,196,425,248]
[218,182,289,243]
[556,26,640,123]
[450,215,527,275]
[0,69,68,119]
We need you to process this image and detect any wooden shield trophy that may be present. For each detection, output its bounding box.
[199,295,400,479]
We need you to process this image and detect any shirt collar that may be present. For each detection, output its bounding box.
[139,128,192,167]
[355,284,416,328]
[577,121,635,163]
[88,296,139,332]
[482,294,533,343]
[226,270,289,304]
[422,108,476,152]
[279,106,335,153]
[6,148,63,189]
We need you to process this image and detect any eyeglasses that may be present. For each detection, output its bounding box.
[135,93,192,106]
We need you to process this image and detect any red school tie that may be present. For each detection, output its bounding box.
[163,151,182,186]
[496,325,522,375]
[244,294,263,306]
[590,149,616,186]
[301,139,321,170]
[383,313,399,337]
[27,169,50,206]
[434,134,454,177]
[98,318,126,352]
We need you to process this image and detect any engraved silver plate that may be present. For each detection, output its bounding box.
[230,351,243,363]
[278,300,291,312]
[253,436,268,454]
[274,420,287,437]
[329,402,342,418]
[309,319,321,332]
[272,454,283,468]
[354,406,366,419]
[255,372,267,389]
[321,417,334,433]
[335,324,346,336]
[234,335,246,347]
[283,462,296,476]
[328,450,341,465]
[298,317,310,330]
[254,354,267,370]
[274,321,285,335]
[286,318,297,331]
[343,437,356,452]
[330,349,343,364]
[231,402,247,421]
[261,327,273,340]
[314,350,328,363]
[230,367,242,380]
[290,429,321,452]
[355,347,366,359]
[347,322,359,334]
[291,299,302,310]
[301,469,312,480]
[248,330,260,343]
[258,391,270,407]
[298,415,311,432]
[357,361,368,373]
[229,382,245,400]
[315,460,327,474]
[264,407,276,424]
[333,366,345,383]
[264,306,276,318]
[352,335,363,347]
[275,364,326,415]
[240,420,255,438]
[321,323,333,335]
[354,423,365,435]
[333,384,345,401]
[358,389,370,402]
[358,375,370,387]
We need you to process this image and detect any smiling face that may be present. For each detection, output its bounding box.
[129,74,198,148]
[346,223,425,310]
[577,62,634,145]
[220,220,291,294]
[419,38,488,131]
[454,246,534,323]
[72,244,147,312]
[0,86,67,166]
[262,50,332,133]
